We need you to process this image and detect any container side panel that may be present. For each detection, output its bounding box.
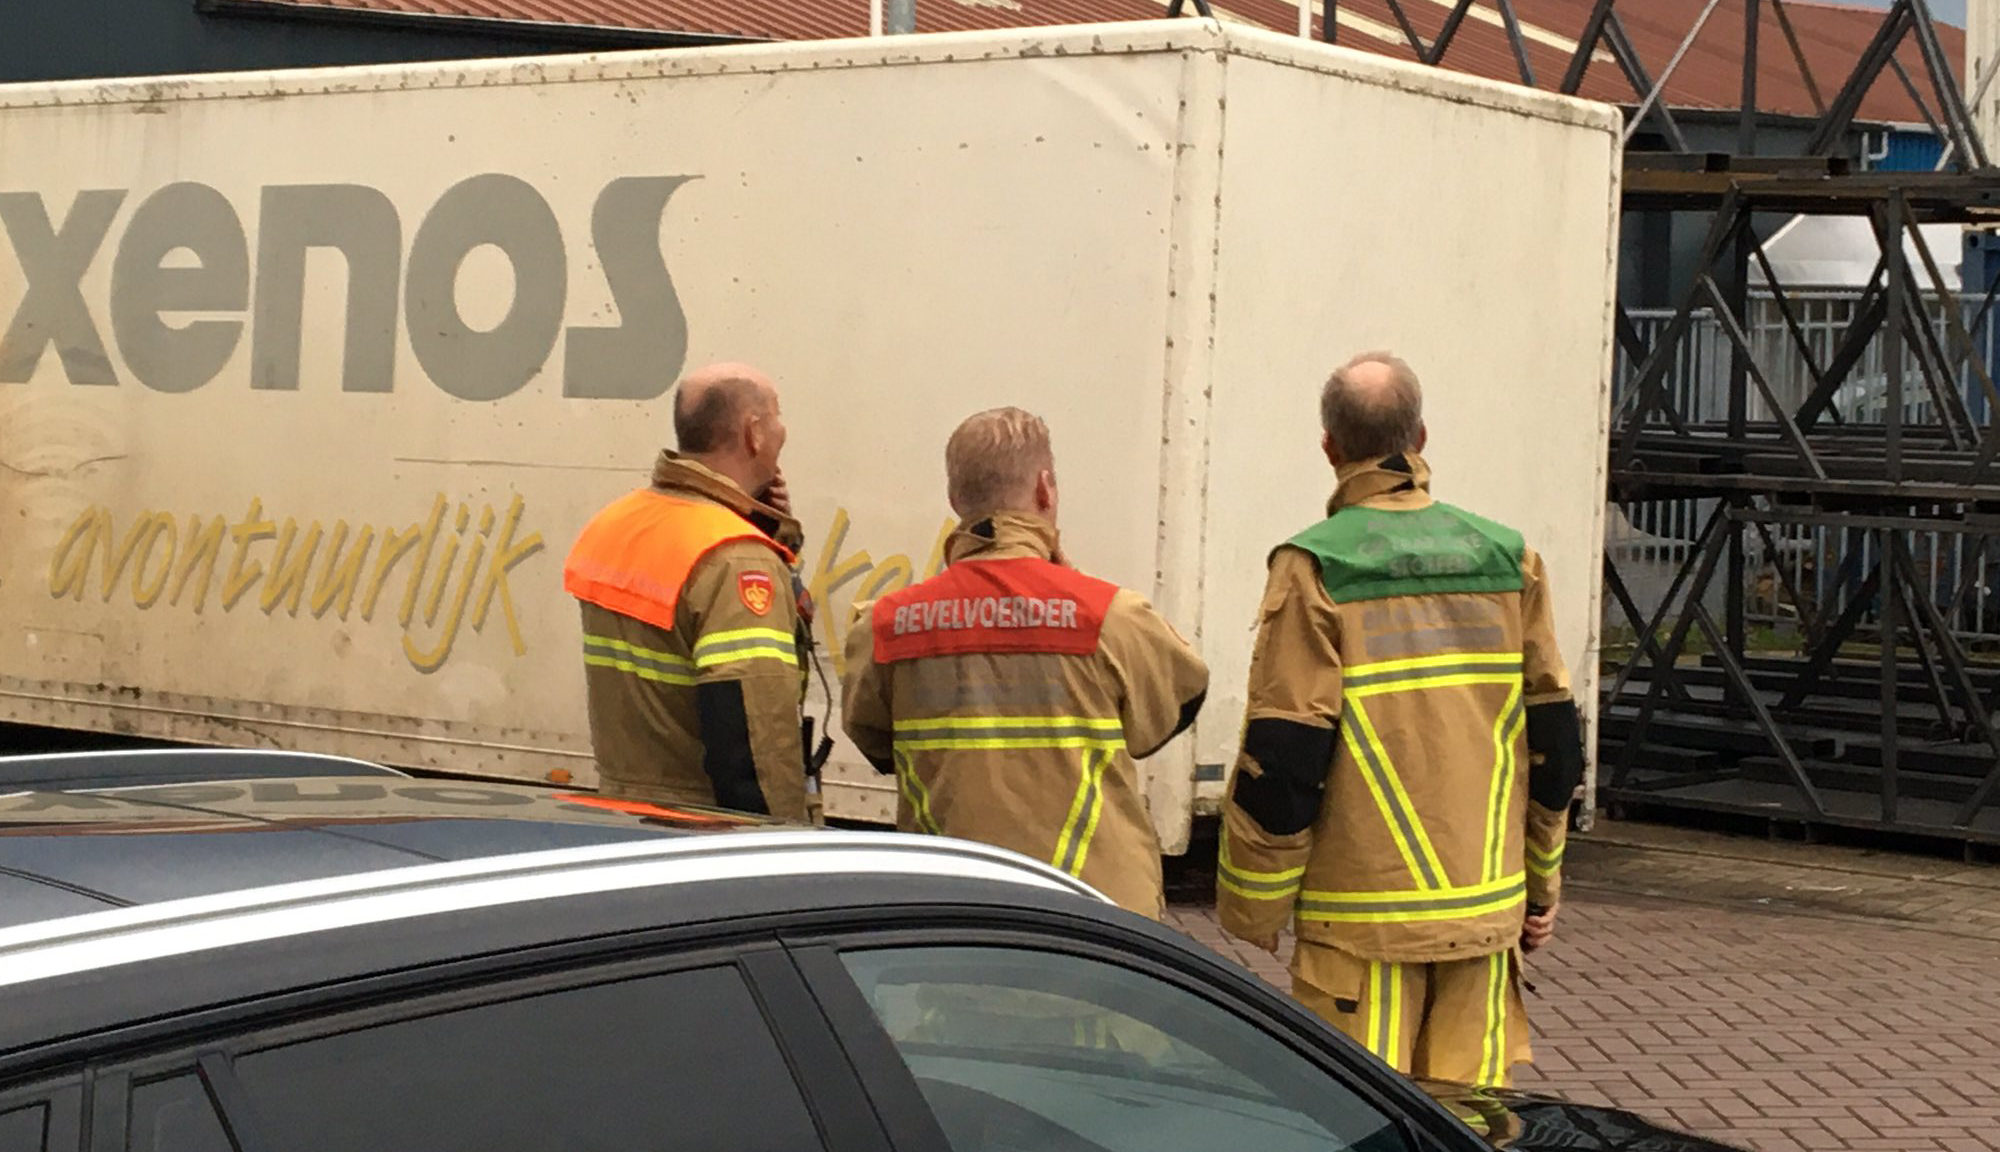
[1195,55,1620,802]
[0,45,1188,819]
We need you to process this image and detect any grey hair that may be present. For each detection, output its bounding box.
[1319,351,1424,460]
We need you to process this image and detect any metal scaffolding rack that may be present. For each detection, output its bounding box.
[1568,0,1999,846]
[1584,0,2000,847]
[1164,0,2000,844]
[1604,162,2000,847]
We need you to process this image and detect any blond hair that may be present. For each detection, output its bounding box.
[945,407,1055,519]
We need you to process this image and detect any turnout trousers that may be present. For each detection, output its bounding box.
[1291,940,1532,1088]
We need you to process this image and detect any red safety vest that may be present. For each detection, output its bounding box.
[872,556,1120,662]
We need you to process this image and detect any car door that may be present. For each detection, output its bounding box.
[68,938,886,1152]
[0,1076,83,1152]
[783,917,1492,1152]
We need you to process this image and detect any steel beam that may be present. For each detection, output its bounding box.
[1381,0,1427,57]
[1609,514,1735,792]
[1690,599,1828,816]
[1768,0,1825,116]
[1909,0,1990,169]
[1805,0,1913,157]
[1427,0,1478,65]
[1603,13,1691,152]
[1495,0,1536,88]
[1880,527,1902,822]
[1740,0,1760,155]
[1559,0,1617,95]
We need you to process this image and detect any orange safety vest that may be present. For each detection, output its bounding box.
[563,489,793,632]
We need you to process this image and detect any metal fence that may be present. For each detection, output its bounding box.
[1607,292,2000,643]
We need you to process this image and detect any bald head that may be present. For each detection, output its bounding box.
[946,407,1057,522]
[671,361,788,497]
[674,362,776,454]
[1320,351,1424,463]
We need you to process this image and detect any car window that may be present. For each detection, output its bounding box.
[226,964,823,1152]
[840,946,1411,1152]
[126,1074,231,1152]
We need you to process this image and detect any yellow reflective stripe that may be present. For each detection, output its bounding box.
[1345,699,1448,889]
[695,646,798,670]
[583,634,694,669]
[1216,828,1305,901]
[582,653,697,686]
[1526,840,1565,878]
[894,735,1126,752]
[1365,962,1387,1060]
[1482,683,1525,882]
[1298,900,1525,925]
[582,635,697,686]
[1303,872,1524,906]
[1221,856,1307,885]
[693,626,797,670]
[1480,952,1508,1087]
[1069,753,1112,878]
[1346,651,1523,676]
[892,715,1123,731]
[1217,873,1302,901]
[1297,873,1527,924]
[894,750,940,834]
[1052,749,1111,877]
[695,626,795,650]
[1387,962,1404,1067]
[892,715,1126,753]
[1341,722,1427,887]
[1346,671,1524,699]
[1366,961,1403,1066]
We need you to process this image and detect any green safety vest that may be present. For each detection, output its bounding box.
[1287,502,1525,604]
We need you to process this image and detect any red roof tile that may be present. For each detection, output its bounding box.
[246,0,1964,124]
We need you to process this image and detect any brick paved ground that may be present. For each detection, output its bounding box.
[1165,822,2000,1152]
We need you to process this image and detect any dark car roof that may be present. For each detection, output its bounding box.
[0,759,779,927]
[0,755,1744,1152]
[0,748,410,792]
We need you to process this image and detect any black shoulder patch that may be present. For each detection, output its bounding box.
[1526,701,1583,810]
[1230,718,1335,836]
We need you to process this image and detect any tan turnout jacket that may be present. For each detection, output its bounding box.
[566,453,811,822]
[842,514,1210,918]
[1217,454,1582,963]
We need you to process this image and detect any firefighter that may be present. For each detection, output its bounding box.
[841,407,1210,919]
[1216,351,1582,1089]
[563,361,813,822]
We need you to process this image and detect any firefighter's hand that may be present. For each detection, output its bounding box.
[1521,904,1559,953]
[762,471,792,517]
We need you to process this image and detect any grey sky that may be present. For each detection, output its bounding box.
[1823,0,1966,25]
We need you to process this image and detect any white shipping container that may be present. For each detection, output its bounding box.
[0,21,1620,853]
[1971,0,2000,159]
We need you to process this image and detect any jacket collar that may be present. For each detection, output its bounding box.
[945,511,1061,565]
[1327,452,1435,516]
[651,450,805,554]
